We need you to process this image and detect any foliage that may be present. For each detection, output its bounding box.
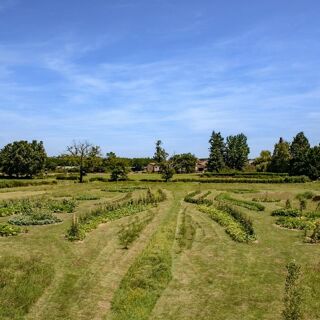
[207,131,225,172]
[224,133,250,170]
[74,194,100,200]
[275,217,315,230]
[8,211,62,225]
[282,261,303,320]
[0,179,56,189]
[309,221,320,243]
[216,203,256,239]
[198,205,254,242]
[170,153,197,173]
[271,209,301,217]
[0,223,22,236]
[270,137,291,173]
[184,190,213,205]
[160,162,175,182]
[253,150,272,172]
[289,132,310,177]
[66,189,166,241]
[56,174,79,180]
[153,140,168,163]
[305,145,320,180]
[295,191,315,200]
[0,140,46,178]
[0,198,76,217]
[110,159,129,181]
[215,193,265,211]
[252,193,280,202]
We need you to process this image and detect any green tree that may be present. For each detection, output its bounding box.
[161,162,175,181]
[290,132,310,176]
[85,146,103,173]
[225,133,250,170]
[253,150,272,172]
[153,140,168,164]
[282,261,303,320]
[270,138,291,173]
[66,141,97,183]
[110,159,129,181]
[305,145,320,180]
[131,158,151,172]
[0,140,46,178]
[207,131,225,172]
[170,153,197,173]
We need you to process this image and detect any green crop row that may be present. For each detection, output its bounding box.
[184,190,213,205]
[215,193,265,211]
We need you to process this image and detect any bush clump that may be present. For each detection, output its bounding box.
[271,209,301,217]
[0,223,22,236]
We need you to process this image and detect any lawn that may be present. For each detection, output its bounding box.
[0,176,319,320]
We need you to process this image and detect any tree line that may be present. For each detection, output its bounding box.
[0,131,319,181]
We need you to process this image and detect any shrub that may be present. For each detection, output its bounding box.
[296,191,315,200]
[56,174,79,181]
[215,193,265,211]
[309,221,320,244]
[0,223,22,236]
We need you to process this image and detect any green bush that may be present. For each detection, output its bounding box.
[296,191,315,200]
[56,174,79,180]
[74,194,100,201]
[0,223,22,236]
[0,179,57,189]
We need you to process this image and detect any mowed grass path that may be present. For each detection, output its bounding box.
[0,179,320,319]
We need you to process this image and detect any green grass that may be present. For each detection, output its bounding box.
[0,176,319,320]
[0,255,54,320]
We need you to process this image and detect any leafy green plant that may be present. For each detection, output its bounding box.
[275,217,314,230]
[0,223,22,236]
[74,194,100,201]
[8,211,62,226]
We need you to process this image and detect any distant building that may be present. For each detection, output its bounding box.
[195,159,208,172]
[146,162,161,173]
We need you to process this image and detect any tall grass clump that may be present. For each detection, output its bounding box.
[0,255,54,319]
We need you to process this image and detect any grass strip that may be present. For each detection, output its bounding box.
[215,193,265,211]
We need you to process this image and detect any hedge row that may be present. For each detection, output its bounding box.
[202,172,289,177]
[0,179,57,189]
[271,209,301,217]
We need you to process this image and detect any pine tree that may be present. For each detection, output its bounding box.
[207,131,225,172]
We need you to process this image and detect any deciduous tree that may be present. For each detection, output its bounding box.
[207,131,225,172]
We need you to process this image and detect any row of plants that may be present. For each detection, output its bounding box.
[66,189,167,241]
[184,190,213,205]
[199,172,289,179]
[198,205,255,242]
[0,179,57,189]
[271,208,301,217]
[110,195,177,320]
[0,223,22,236]
[118,212,156,249]
[74,194,100,201]
[0,198,76,217]
[56,174,79,180]
[176,209,196,252]
[103,186,147,193]
[215,193,265,211]
[8,212,62,226]
[171,176,309,183]
[252,192,281,202]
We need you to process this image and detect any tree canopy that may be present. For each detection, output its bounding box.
[207,131,225,172]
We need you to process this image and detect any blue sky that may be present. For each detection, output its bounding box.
[0,0,319,157]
